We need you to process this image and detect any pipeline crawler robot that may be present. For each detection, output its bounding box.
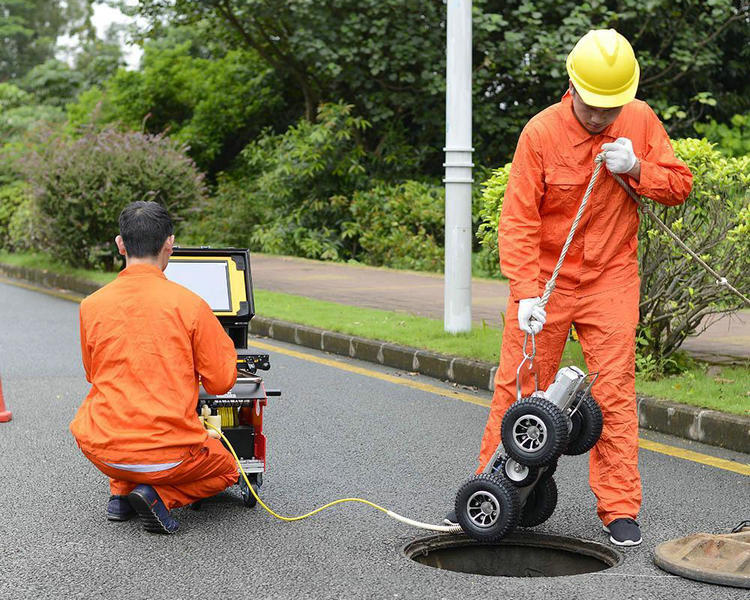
[455,336,603,541]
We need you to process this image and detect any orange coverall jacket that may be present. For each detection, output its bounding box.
[479,92,692,523]
[70,263,237,465]
[500,91,693,301]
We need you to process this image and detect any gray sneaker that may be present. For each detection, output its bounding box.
[603,518,642,546]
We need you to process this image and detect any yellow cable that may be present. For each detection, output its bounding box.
[205,422,390,521]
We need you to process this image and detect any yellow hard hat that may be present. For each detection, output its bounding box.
[566,29,639,108]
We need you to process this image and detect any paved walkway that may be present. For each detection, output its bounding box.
[251,254,749,363]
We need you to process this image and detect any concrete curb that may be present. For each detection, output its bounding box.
[0,263,101,296]
[1,261,748,455]
[250,317,749,454]
[249,316,497,390]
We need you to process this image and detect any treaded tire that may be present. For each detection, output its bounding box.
[239,474,260,508]
[455,473,520,542]
[539,459,557,482]
[501,397,569,467]
[564,392,603,456]
[495,456,539,488]
[519,476,558,528]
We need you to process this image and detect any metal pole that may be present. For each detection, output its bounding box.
[444,0,473,333]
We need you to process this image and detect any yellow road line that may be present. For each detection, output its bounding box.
[638,438,750,476]
[251,338,750,476]
[0,276,86,303]
[3,276,747,475]
[249,339,491,408]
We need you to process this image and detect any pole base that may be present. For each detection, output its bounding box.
[0,410,11,423]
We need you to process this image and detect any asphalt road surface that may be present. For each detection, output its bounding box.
[0,280,748,600]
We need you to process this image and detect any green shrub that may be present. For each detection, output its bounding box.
[0,104,65,143]
[19,127,207,269]
[7,195,47,253]
[180,168,273,247]
[693,113,750,158]
[214,102,370,260]
[0,181,32,249]
[638,138,749,372]
[0,83,32,111]
[475,139,749,375]
[343,180,445,272]
[65,86,117,132]
[475,162,511,279]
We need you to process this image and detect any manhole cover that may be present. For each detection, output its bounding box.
[654,527,750,589]
[404,532,622,578]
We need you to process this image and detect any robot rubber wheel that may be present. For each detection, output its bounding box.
[495,456,539,488]
[239,473,261,508]
[518,476,558,527]
[564,392,603,456]
[454,473,520,542]
[501,397,569,467]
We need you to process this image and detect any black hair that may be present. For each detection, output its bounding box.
[118,201,173,258]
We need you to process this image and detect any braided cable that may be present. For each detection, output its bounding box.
[609,171,750,306]
[538,155,606,310]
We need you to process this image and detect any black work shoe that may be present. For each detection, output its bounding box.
[127,485,179,534]
[603,518,642,546]
[443,509,458,526]
[106,495,135,521]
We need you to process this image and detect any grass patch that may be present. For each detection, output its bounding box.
[0,251,116,285]
[251,291,749,416]
[255,289,502,363]
[1,251,747,415]
[255,289,583,372]
[637,365,749,415]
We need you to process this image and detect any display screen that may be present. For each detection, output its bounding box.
[165,260,232,312]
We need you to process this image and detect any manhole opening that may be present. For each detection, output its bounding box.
[403,532,623,578]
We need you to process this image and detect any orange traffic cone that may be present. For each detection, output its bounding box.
[0,374,11,422]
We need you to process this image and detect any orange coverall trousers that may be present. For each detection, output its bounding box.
[477,278,641,525]
[82,437,238,510]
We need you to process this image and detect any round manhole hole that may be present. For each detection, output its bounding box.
[404,532,622,578]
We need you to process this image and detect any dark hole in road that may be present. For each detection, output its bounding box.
[403,532,622,578]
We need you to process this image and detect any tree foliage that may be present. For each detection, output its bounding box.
[0,82,65,148]
[0,0,91,81]
[128,0,750,170]
[693,113,750,157]
[67,33,283,175]
[199,102,370,261]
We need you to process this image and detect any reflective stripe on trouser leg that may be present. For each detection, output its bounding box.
[85,437,238,509]
[574,282,641,523]
[477,292,573,473]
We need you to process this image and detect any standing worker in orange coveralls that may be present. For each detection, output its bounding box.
[445,30,692,546]
[70,201,239,534]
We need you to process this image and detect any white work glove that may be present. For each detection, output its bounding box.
[518,297,546,335]
[601,137,637,174]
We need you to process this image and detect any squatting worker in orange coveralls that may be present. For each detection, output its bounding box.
[70,201,238,534]
[444,30,692,546]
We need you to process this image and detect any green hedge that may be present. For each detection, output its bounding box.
[344,180,445,271]
[0,181,31,250]
[17,127,206,270]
